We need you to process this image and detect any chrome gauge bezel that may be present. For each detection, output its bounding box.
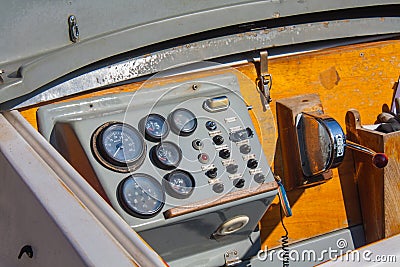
[151,141,182,170]
[117,174,165,219]
[91,121,146,173]
[139,113,170,142]
[168,108,198,136]
[163,170,195,199]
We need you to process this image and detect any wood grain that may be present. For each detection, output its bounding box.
[275,94,332,190]
[164,181,278,219]
[346,110,400,243]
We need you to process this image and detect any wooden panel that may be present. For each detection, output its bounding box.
[346,110,400,243]
[19,40,400,249]
[240,40,400,248]
[275,94,332,190]
[164,181,278,219]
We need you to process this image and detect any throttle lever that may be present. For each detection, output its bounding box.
[346,140,388,168]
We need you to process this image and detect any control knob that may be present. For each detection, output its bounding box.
[219,149,231,159]
[247,159,258,169]
[205,168,218,179]
[213,135,224,145]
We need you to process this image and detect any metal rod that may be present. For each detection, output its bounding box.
[346,140,388,168]
[346,140,376,156]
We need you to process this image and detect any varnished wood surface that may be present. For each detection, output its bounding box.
[164,181,278,219]
[275,94,332,191]
[18,40,400,249]
[346,110,400,243]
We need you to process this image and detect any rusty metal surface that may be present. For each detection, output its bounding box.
[9,17,400,109]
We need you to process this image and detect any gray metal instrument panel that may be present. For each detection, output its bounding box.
[37,73,275,231]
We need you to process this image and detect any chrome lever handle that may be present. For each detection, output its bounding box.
[346,140,388,168]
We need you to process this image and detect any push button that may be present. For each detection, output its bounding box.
[219,149,230,159]
[212,183,224,193]
[254,173,266,183]
[247,159,258,169]
[206,121,217,131]
[206,168,218,178]
[192,139,203,150]
[198,153,210,164]
[213,135,224,145]
[226,164,238,174]
[240,144,251,154]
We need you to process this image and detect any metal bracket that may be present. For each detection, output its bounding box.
[68,15,79,43]
[258,50,272,104]
[224,250,242,266]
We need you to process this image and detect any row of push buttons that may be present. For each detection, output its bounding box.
[191,120,264,193]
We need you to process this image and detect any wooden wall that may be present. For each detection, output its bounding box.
[19,40,400,249]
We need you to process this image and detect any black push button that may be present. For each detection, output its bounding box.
[206,168,218,178]
[206,121,217,131]
[213,135,224,145]
[247,159,258,169]
[219,149,230,159]
[233,178,245,188]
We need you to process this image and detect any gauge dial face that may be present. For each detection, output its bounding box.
[118,174,165,218]
[142,114,169,142]
[164,170,195,199]
[152,141,182,170]
[92,122,146,172]
[168,108,197,136]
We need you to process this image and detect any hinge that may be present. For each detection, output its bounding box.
[258,50,272,105]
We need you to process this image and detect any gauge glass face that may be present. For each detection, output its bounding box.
[144,114,169,141]
[169,108,197,136]
[92,122,146,172]
[101,124,144,164]
[155,142,182,168]
[119,174,164,218]
[165,170,195,198]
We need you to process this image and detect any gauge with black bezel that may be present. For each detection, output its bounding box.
[117,174,165,218]
[168,108,197,136]
[139,113,169,142]
[151,141,182,170]
[91,122,146,172]
[163,170,195,199]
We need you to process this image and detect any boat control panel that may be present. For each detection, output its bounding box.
[37,72,277,264]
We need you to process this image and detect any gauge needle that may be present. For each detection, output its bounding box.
[113,144,124,157]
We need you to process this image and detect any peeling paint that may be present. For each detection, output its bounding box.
[14,17,400,108]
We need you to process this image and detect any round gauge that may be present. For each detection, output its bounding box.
[168,108,197,136]
[163,170,195,199]
[151,141,182,170]
[91,122,146,172]
[117,174,165,218]
[140,114,169,142]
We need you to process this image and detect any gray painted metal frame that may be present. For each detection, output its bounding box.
[1,1,400,108]
[11,17,400,109]
[0,111,166,267]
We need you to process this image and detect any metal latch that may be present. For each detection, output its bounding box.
[68,15,79,43]
[224,250,242,266]
[258,51,272,105]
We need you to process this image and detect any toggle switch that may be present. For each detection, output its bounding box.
[203,96,230,113]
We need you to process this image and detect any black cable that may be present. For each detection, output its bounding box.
[279,202,290,267]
